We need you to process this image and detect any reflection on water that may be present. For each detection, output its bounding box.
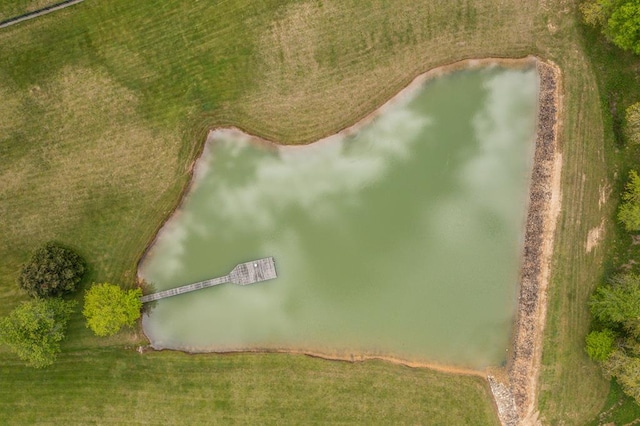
[141,67,538,369]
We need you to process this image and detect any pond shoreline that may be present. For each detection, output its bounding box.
[137,56,562,426]
[503,60,563,426]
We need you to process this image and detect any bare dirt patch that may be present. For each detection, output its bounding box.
[599,184,610,210]
[586,220,605,253]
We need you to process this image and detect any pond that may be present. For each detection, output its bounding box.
[140,66,539,369]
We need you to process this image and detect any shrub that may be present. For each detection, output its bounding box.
[617,170,640,231]
[585,329,617,361]
[625,102,640,144]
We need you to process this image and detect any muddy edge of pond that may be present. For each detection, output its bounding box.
[136,56,561,425]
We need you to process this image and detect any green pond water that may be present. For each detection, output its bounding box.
[140,66,539,369]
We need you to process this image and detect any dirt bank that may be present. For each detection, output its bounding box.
[500,60,563,426]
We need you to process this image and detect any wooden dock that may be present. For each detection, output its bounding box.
[140,257,277,303]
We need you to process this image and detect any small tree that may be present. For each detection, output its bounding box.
[83,283,142,337]
[585,329,617,361]
[0,298,76,368]
[580,0,608,27]
[618,202,640,231]
[618,170,640,231]
[18,242,86,298]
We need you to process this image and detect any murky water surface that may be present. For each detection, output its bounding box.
[141,67,538,368]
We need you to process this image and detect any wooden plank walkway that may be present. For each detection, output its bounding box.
[140,257,277,303]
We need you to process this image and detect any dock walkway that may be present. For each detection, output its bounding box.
[140,257,277,303]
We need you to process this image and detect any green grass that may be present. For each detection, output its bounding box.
[0,350,499,424]
[0,0,633,423]
[588,379,640,426]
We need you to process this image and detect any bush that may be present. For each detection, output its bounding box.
[0,298,76,368]
[17,242,85,298]
[83,283,142,337]
[586,329,617,361]
[625,102,640,144]
[617,170,640,231]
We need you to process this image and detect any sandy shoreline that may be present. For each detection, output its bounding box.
[137,56,563,426]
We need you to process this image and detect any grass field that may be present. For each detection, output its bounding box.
[0,0,630,423]
[0,350,499,424]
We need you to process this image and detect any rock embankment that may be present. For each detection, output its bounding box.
[500,60,562,425]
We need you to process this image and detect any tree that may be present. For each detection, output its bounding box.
[589,275,640,403]
[607,1,640,54]
[0,298,76,368]
[618,202,640,231]
[604,350,640,404]
[590,273,640,324]
[585,329,617,361]
[581,0,640,54]
[626,102,640,144]
[617,170,640,231]
[83,283,142,337]
[18,242,86,298]
[580,0,608,27]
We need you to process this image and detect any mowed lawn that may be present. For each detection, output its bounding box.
[0,0,616,424]
[0,351,498,424]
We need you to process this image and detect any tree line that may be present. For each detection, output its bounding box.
[581,0,640,406]
[0,242,142,368]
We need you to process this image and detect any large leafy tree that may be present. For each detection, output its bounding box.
[590,273,640,324]
[18,242,86,298]
[581,0,640,54]
[0,298,76,368]
[83,283,142,337]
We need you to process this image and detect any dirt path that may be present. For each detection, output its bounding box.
[0,0,84,29]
